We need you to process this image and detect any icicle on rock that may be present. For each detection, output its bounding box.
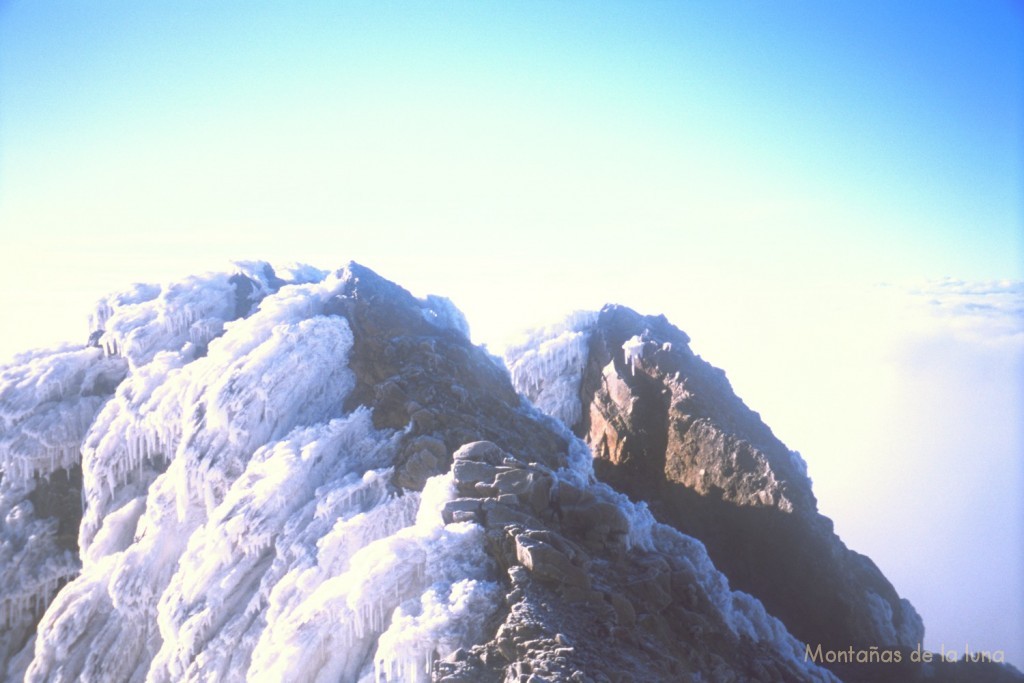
[505,311,598,429]
[621,334,646,376]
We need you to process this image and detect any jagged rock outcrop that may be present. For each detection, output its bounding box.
[508,304,1023,682]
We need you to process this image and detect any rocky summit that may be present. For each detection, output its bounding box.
[0,262,1019,682]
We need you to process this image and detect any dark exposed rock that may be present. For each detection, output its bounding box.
[326,268,838,679]
[515,532,590,589]
[26,466,84,554]
[394,435,446,490]
[326,263,569,484]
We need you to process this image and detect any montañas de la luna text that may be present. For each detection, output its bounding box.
[805,643,1006,665]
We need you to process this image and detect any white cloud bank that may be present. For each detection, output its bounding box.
[706,278,1023,669]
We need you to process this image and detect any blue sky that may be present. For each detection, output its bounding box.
[2,1,1020,290]
[1,0,1022,667]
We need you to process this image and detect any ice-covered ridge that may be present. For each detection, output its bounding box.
[0,266,345,680]
[76,272,355,556]
[0,344,129,659]
[505,310,598,429]
[0,346,127,484]
[150,410,413,681]
[88,261,288,369]
[10,264,507,682]
[249,476,501,683]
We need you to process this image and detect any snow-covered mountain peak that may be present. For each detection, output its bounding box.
[1,264,1019,682]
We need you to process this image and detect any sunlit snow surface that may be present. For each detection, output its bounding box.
[2,266,838,682]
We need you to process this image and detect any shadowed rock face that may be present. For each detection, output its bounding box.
[26,466,84,554]
[572,305,924,654]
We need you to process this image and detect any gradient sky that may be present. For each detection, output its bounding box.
[1,0,1022,667]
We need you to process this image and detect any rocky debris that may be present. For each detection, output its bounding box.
[432,440,839,683]
[511,304,1024,682]
[394,435,447,490]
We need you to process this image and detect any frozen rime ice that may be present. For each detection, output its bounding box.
[1,346,126,483]
[88,261,285,369]
[621,334,645,376]
[504,311,597,429]
[1,344,128,673]
[247,473,501,683]
[4,263,507,683]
